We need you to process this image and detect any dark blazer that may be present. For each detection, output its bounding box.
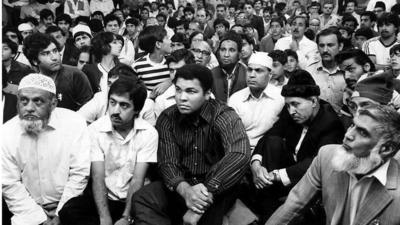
[267,145,400,225]
[203,23,215,40]
[82,63,102,93]
[253,100,345,183]
[211,63,247,103]
[62,43,80,66]
[249,15,264,40]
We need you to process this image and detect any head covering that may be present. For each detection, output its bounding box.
[18,23,33,32]
[248,52,273,70]
[18,73,56,94]
[281,69,320,97]
[352,72,393,105]
[72,24,92,39]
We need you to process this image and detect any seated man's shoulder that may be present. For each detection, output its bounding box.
[54,107,88,126]
[229,87,249,103]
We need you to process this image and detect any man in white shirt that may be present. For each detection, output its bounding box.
[61,77,158,225]
[2,73,91,225]
[274,15,318,69]
[229,52,284,151]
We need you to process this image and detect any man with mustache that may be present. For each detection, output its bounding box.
[247,69,344,224]
[2,73,91,225]
[362,13,400,71]
[266,105,400,225]
[274,15,318,69]
[306,27,346,114]
[59,77,158,225]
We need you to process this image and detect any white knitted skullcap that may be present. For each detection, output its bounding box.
[248,52,273,70]
[72,24,92,39]
[18,23,33,32]
[18,73,56,94]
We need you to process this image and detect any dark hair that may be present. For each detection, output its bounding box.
[92,11,105,20]
[125,18,140,26]
[341,13,359,28]
[78,45,92,64]
[189,31,204,44]
[284,49,298,62]
[269,50,287,65]
[56,14,72,25]
[270,17,284,27]
[213,18,230,30]
[335,49,376,72]
[22,16,39,26]
[377,13,400,28]
[158,3,167,10]
[240,33,255,47]
[2,38,18,55]
[374,1,386,10]
[290,15,308,27]
[216,4,227,10]
[104,14,121,27]
[316,27,343,44]
[361,11,377,22]
[391,3,400,15]
[345,0,358,7]
[108,63,138,79]
[45,25,65,36]
[263,6,273,14]
[138,25,167,53]
[390,43,400,55]
[89,19,104,33]
[184,6,195,14]
[23,33,60,65]
[219,31,243,52]
[275,2,287,12]
[173,64,213,92]
[156,13,167,21]
[108,76,147,114]
[244,1,254,7]
[166,48,195,64]
[304,29,315,40]
[75,16,90,25]
[3,26,22,44]
[354,27,375,39]
[91,32,121,62]
[40,9,54,21]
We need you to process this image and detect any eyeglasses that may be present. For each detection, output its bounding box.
[391,52,400,57]
[191,48,211,56]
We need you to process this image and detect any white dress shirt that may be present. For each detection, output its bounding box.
[89,116,158,200]
[274,35,319,69]
[2,108,91,225]
[228,85,285,151]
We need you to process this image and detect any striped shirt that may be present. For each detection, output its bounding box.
[156,99,251,195]
[131,54,170,91]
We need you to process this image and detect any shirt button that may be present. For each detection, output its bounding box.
[194,163,198,166]
[194,146,198,150]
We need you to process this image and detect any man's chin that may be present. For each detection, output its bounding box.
[20,119,46,136]
[331,145,383,174]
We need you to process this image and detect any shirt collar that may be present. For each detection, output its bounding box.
[242,85,276,102]
[177,100,214,125]
[349,160,390,186]
[98,116,148,133]
[316,62,341,75]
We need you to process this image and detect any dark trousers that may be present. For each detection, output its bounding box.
[132,181,238,225]
[59,193,125,225]
[240,136,295,224]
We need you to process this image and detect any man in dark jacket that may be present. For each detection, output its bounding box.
[247,70,345,223]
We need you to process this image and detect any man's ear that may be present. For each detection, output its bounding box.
[362,62,371,73]
[338,42,344,51]
[50,95,58,110]
[379,141,397,159]
[205,89,211,100]
[155,40,162,49]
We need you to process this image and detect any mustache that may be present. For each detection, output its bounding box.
[111,114,121,120]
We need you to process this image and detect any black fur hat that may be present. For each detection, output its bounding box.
[281,69,320,97]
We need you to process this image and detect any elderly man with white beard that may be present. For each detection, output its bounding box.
[266,105,400,225]
[1,73,91,225]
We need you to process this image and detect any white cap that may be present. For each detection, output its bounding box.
[18,23,33,32]
[18,73,56,94]
[72,24,92,39]
[248,52,273,70]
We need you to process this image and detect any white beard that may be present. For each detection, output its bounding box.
[20,119,46,136]
[331,145,383,175]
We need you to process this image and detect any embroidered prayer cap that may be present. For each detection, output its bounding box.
[18,23,33,32]
[18,73,56,94]
[72,24,92,39]
[352,72,393,105]
[248,52,273,70]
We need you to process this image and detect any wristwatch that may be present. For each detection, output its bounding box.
[272,170,280,182]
